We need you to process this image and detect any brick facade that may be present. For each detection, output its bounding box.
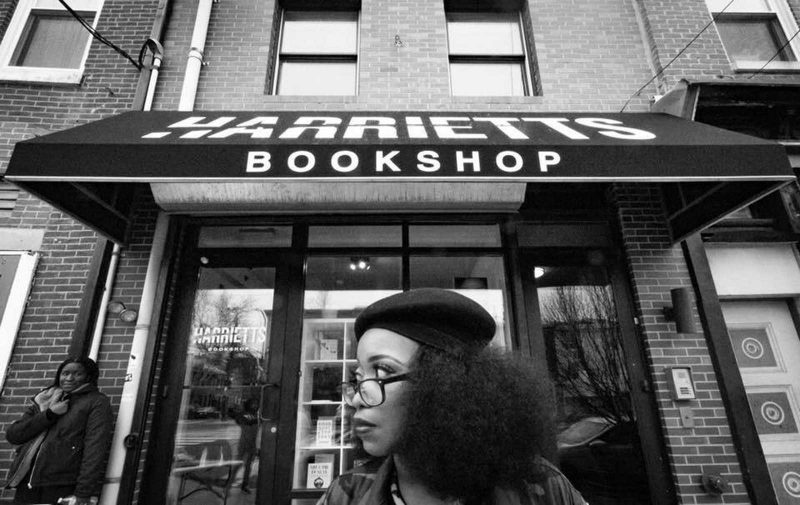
[0,0,797,504]
[0,0,158,501]
[610,183,750,504]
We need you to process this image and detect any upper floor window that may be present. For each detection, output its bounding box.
[274,10,358,95]
[0,0,102,84]
[706,0,800,71]
[446,10,531,96]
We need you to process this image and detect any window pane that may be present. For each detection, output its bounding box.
[277,61,356,95]
[717,18,796,62]
[198,226,292,248]
[294,257,401,493]
[409,225,501,247]
[450,62,525,96]
[410,256,509,347]
[165,265,274,505]
[706,0,770,13]
[536,264,652,505]
[447,12,523,55]
[11,11,93,68]
[281,11,357,54]
[308,226,402,248]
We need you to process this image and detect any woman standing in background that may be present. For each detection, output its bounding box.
[5,356,113,505]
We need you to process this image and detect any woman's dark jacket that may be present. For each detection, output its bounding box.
[317,457,587,505]
[5,385,113,498]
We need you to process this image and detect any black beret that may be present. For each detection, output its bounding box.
[354,288,496,353]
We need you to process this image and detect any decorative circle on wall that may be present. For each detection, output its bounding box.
[783,471,800,498]
[741,337,765,360]
[761,401,786,426]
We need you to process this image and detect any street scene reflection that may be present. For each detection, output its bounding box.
[537,263,651,505]
[165,266,274,505]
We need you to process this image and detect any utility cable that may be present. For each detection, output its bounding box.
[620,0,735,112]
[747,27,800,78]
[57,0,142,70]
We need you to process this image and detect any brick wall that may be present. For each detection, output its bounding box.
[152,0,655,112]
[0,0,157,500]
[0,191,100,503]
[638,0,800,94]
[0,186,158,504]
[0,0,157,176]
[101,189,161,505]
[610,183,750,505]
[1,0,798,503]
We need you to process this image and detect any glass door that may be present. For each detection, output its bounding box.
[145,225,299,505]
[290,255,402,504]
[165,259,276,505]
[521,249,660,505]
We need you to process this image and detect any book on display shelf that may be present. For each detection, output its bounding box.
[307,460,334,489]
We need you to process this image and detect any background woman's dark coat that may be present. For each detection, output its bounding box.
[6,384,113,498]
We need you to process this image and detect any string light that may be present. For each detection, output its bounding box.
[349,257,371,271]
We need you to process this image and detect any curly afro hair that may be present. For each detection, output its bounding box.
[391,345,555,502]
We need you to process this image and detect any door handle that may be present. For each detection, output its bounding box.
[259,383,280,422]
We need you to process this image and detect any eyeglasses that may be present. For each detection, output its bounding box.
[340,373,410,408]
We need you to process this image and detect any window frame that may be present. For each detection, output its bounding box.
[272,9,360,96]
[0,0,103,84]
[707,0,800,72]
[445,10,534,97]
[0,251,39,393]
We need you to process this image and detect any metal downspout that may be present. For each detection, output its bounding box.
[179,0,214,111]
[100,213,170,505]
[88,244,120,361]
[98,1,173,504]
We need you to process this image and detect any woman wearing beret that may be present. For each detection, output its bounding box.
[5,357,113,505]
[318,288,586,505]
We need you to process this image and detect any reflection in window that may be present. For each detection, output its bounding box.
[308,225,401,248]
[11,10,95,68]
[408,224,501,247]
[197,226,292,248]
[705,0,797,67]
[410,255,509,347]
[293,257,401,497]
[536,264,651,505]
[166,266,275,505]
[275,11,358,95]
[446,11,529,96]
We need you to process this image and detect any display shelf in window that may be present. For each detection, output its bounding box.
[292,318,358,497]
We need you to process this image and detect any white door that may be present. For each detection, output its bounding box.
[722,300,800,505]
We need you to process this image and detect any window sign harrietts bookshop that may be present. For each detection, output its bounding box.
[5,111,793,183]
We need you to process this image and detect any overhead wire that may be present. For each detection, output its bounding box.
[619,0,736,112]
[747,27,800,78]
[57,0,142,70]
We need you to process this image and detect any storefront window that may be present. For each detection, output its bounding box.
[410,255,510,346]
[292,256,402,504]
[198,226,292,248]
[536,263,651,505]
[308,225,402,248]
[165,265,275,505]
[408,224,501,247]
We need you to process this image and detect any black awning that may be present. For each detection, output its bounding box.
[3,110,794,243]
